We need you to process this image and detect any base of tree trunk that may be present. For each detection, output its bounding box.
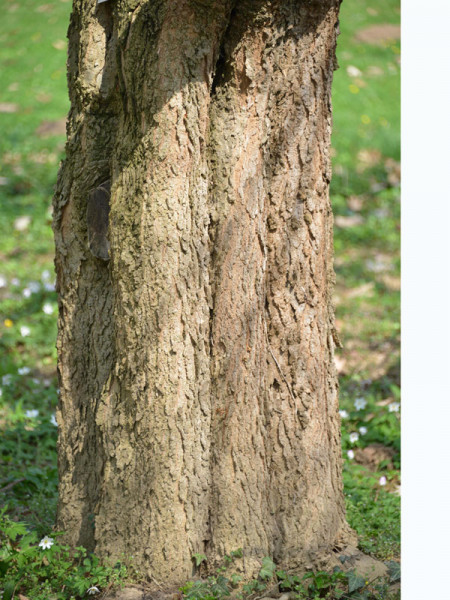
[103,542,395,600]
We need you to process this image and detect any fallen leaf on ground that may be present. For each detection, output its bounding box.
[36,4,53,12]
[357,148,382,170]
[367,65,384,76]
[381,275,400,292]
[385,158,401,187]
[335,215,364,228]
[35,119,66,137]
[347,196,364,211]
[355,24,400,45]
[0,103,18,113]
[52,39,66,50]
[354,444,395,471]
[347,282,375,299]
[36,92,53,103]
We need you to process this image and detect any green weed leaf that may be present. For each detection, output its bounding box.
[259,556,276,580]
[347,570,366,593]
[385,560,401,582]
[193,553,207,567]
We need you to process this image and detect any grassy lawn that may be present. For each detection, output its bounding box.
[0,0,400,598]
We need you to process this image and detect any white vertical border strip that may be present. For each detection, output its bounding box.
[403,1,450,598]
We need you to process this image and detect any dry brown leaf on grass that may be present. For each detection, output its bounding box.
[0,103,19,113]
[355,24,400,45]
[35,119,67,138]
[357,148,382,171]
[347,195,364,211]
[334,214,364,228]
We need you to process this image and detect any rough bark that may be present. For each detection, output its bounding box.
[53,0,353,586]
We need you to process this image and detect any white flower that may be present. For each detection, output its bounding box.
[346,65,362,78]
[87,586,100,595]
[20,326,31,337]
[42,303,54,315]
[339,410,349,419]
[41,269,51,282]
[388,402,400,413]
[22,288,31,298]
[44,282,56,292]
[379,476,387,486]
[39,535,54,549]
[18,366,30,375]
[11,278,20,286]
[43,378,51,387]
[25,409,39,418]
[0,388,2,397]
[349,432,359,444]
[359,426,368,435]
[51,414,58,426]
[354,397,367,411]
[0,275,6,288]
[2,374,12,386]
[28,281,41,293]
[347,450,355,459]
[14,215,31,232]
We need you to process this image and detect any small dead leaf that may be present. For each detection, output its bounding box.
[381,275,400,292]
[357,148,382,170]
[0,103,18,113]
[36,118,66,138]
[355,24,400,45]
[18,594,30,600]
[36,4,53,12]
[29,151,58,165]
[334,215,364,228]
[347,196,364,212]
[36,92,52,103]
[52,39,66,50]
[376,397,394,407]
[354,444,395,471]
[367,65,384,76]
[347,282,375,299]
[385,158,401,187]
[353,77,367,88]
[8,82,19,92]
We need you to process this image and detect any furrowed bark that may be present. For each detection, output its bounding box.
[53,0,353,586]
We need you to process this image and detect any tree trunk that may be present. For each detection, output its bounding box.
[53,0,353,586]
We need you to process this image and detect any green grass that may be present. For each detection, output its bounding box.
[0,0,400,597]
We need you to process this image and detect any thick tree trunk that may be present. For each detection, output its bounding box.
[53,0,353,586]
